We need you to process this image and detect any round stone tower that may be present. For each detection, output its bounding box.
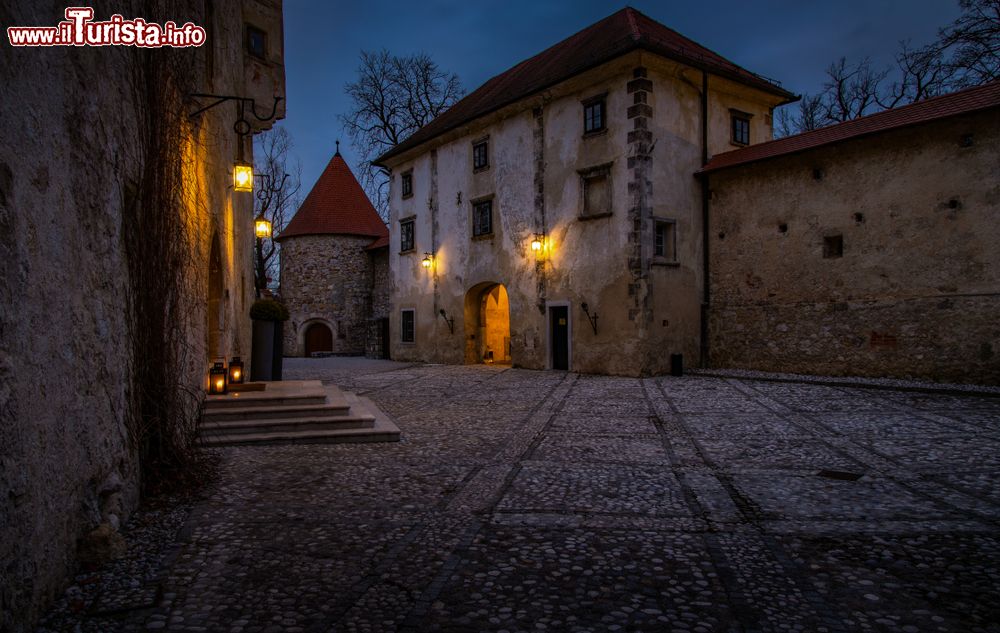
[276,148,389,357]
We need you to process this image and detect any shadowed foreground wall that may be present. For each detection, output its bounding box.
[0,1,285,629]
[707,109,1000,383]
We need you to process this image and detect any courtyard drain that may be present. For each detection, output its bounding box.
[816,469,864,481]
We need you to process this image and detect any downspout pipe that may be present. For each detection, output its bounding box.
[699,71,711,369]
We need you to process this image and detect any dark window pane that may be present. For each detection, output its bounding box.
[401,310,414,342]
[246,25,266,58]
[473,200,492,236]
[473,142,488,170]
[584,100,605,133]
[400,219,414,251]
[732,116,750,145]
[654,223,665,256]
[401,173,412,197]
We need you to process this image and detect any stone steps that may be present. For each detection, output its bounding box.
[198,380,400,447]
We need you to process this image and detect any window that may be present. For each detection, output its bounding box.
[654,219,677,261]
[472,140,489,171]
[246,25,266,59]
[731,112,750,145]
[583,98,605,134]
[823,235,844,259]
[579,164,612,218]
[472,199,493,237]
[400,309,415,343]
[400,171,413,199]
[399,218,415,252]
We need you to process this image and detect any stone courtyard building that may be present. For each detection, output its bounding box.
[0,1,286,629]
[376,7,999,384]
[277,149,390,358]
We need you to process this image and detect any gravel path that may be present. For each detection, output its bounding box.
[37,361,1000,632]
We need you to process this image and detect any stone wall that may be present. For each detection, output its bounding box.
[280,235,376,356]
[0,1,284,630]
[707,109,1000,383]
[364,247,390,358]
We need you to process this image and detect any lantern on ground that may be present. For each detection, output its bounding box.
[228,357,244,384]
[208,361,228,394]
[421,253,433,269]
[233,161,254,192]
[254,213,272,239]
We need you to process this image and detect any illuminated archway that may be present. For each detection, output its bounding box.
[463,282,511,364]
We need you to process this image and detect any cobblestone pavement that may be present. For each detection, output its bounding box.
[42,362,1000,632]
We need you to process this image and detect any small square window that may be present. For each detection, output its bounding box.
[399,218,415,252]
[473,140,489,171]
[401,172,413,199]
[246,25,267,59]
[823,234,844,259]
[400,309,415,343]
[472,199,493,237]
[583,99,605,134]
[732,114,750,145]
[654,219,677,261]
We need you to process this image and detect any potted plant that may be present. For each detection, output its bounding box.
[250,298,289,381]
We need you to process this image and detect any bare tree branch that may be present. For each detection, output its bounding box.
[340,49,464,219]
[253,126,301,295]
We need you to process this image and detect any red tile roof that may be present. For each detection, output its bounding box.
[276,152,388,242]
[365,234,389,250]
[701,80,1000,174]
[375,7,795,166]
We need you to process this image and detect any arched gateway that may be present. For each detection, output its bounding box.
[464,282,511,364]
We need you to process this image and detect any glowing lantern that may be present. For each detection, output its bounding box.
[233,162,254,192]
[421,253,432,269]
[254,214,272,239]
[228,357,244,384]
[208,361,227,394]
[531,235,543,252]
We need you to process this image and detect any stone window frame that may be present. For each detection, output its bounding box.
[245,23,267,60]
[471,195,494,239]
[399,216,416,253]
[472,136,490,172]
[577,162,614,220]
[582,92,608,136]
[651,217,679,266]
[400,308,416,344]
[400,170,414,199]
[730,109,752,146]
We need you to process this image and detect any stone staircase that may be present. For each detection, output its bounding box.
[198,380,400,446]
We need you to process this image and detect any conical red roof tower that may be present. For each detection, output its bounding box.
[276,148,388,246]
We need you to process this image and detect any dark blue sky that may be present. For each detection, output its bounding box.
[280,1,960,192]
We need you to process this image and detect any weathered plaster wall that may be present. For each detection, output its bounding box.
[280,235,376,356]
[386,51,785,375]
[0,1,283,630]
[707,109,1000,383]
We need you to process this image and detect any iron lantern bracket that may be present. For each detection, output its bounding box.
[438,309,455,334]
[581,302,599,335]
[189,93,284,137]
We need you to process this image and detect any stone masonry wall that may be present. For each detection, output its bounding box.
[365,247,390,358]
[707,109,1000,384]
[280,235,376,356]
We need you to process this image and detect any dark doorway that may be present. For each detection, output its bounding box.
[379,317,390,359]
[304,323,333,356]
[550,306,569,370]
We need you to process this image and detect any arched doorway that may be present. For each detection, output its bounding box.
[463,283,511,364]
[207,233,224,360]
[303,322,333,356]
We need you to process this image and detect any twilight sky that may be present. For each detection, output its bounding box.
[278,1,961,195]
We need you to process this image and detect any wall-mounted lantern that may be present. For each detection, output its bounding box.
[530,234,544,252]
[254,213,272,239]
[208,361,228,395]
[421,253,433,269]
[233,161,254,192]
[228,357,244,384]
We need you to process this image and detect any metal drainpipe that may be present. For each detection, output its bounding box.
[700,71,711,369]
